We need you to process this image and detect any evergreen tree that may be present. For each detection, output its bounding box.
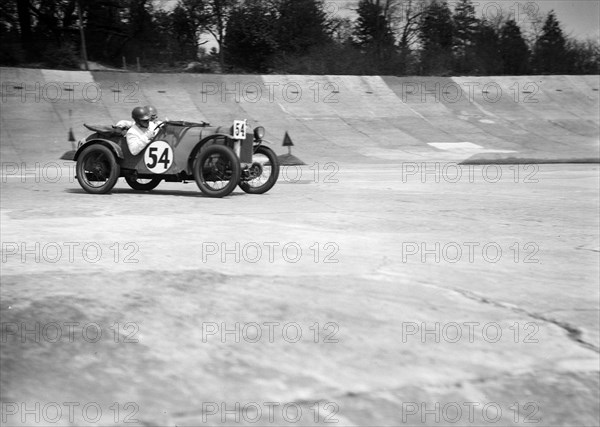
[565,38,600,74]
[14,0,32,51]
[531,10,566,73]
[274,0,329,56]
[224,0,277,72]
[11,0,82,66]
[498,19,529,74]
[84,0,128,64]
[0,0,26,63]
[452,0,478,73]
[354,0,396,62]
[471,20,502,74]
[419,0,454,74]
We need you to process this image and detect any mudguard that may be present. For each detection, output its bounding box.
[60,150,76,161]
[73,139,124,161]
[187,133,235,170]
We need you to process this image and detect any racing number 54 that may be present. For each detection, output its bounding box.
[146,146,170,169]
[144,141,174,174]
[233,120,246,139]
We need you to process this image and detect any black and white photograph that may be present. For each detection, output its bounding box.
[0,0,599,425]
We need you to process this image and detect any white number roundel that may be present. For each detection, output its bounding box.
[144,141,173,174]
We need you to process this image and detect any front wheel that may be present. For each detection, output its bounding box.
[125,176,161,191]
[239,146,280,194]
[193,144,241,198]
[76,144,120,194]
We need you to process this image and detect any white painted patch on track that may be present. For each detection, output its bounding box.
[428,142,516,153]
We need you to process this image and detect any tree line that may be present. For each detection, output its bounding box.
[1,0,598,75]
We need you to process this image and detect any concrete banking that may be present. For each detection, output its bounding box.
[1,68,598,165]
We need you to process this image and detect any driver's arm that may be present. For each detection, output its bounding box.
[126,128,155,156]
[115,120,133,129]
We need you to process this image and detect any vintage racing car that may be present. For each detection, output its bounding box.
[62,119,280,198]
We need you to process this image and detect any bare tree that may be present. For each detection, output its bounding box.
[521,7,546,48]
[396,0,425,52]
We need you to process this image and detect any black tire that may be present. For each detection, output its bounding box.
[193,144,241,198]
[76,144,120,194]
[125,176,161,191]
[239,146,280,194]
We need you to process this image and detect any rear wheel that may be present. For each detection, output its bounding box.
[239,146,280,194]
[76,144,120,194]
[125,176,161,191]
[193,144,241,198]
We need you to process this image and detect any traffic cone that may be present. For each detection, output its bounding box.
[68,109,78,149]
[277,131,305,166]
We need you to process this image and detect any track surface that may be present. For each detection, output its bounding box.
[1,163,599,426]
[1,69,599,426]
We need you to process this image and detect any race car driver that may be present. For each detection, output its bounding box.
[116,105,161,131]
[126,106,158,155]
[145,105,162,127]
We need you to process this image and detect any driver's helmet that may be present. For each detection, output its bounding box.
[131,106,150,126]
[145,105,158,121]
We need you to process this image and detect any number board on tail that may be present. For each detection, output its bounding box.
[144,141,174,174]
[232,120,247,140]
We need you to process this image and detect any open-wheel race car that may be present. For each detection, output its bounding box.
[61,119,280,198]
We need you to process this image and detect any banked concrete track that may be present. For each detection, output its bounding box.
[1,68,598,164]
[1,69,599,426]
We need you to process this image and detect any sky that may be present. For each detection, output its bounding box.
[154,0,600,46]
[532,0,600,39]
[335,0,600,40]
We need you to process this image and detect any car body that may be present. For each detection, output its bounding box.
[61,119,280,197]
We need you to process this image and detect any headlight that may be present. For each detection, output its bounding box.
[253,126,265,140]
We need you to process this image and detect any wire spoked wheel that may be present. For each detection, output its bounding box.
[193,144,241,197]
[76,144,120,194]
[239,145,280,194]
